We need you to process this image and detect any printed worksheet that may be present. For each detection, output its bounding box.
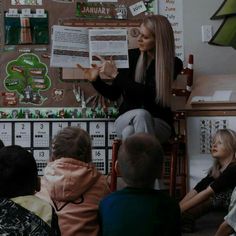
[50,26,89,68]
[89,28,129,68]
[50,25,129,68]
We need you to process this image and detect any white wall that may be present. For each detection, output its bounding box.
[183,0,236,78]
[182,1,236,190]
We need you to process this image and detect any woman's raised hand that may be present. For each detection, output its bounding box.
[77,63,100,82]
[77,55,118,81]
[97,55,118,79]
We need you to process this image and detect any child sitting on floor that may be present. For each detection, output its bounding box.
[215,185,236,236]
[99,133,181,236]
[37,126,110,236]
[180,128,236,233]
[0,145,60,235]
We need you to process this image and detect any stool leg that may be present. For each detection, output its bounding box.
[110,139,121,192]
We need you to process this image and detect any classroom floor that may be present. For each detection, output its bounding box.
[182,211,225,236]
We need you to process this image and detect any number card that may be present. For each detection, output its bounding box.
[14,122,31,147]
[89,122,106,147]
[92,149,106,174]
[107,121,117,147]
[52,122,69,138]
[0,123,12,146]
[108,149,112,173]
[70,122,87,131]
[33,122,50,147]
[33,149,49,176]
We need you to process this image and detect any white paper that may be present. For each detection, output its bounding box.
[70,122,87,131]
[50,26,90,68]
[191,90,232,103]
[158,0,184,61]
[33,122,50,147]
[89,29,129,68]
[191,96,212,103]
[33,149,50,176]
[0,123,12,146]
[11,0,42,5]
[129,1,147,16]
[50,25,129,68]
[89,122,106,147]
[14,122,31,147]
[52,122,69,138]
[212,90,232,101]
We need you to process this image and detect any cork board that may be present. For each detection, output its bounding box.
[0,0,144,110]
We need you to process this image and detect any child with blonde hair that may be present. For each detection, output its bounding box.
[181,129,236,233]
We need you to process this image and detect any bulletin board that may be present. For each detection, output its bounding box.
[0,0,149,117]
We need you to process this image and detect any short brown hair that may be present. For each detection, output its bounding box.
[51,126,92,163]
[118,133,164,188]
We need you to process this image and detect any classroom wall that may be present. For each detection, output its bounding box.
[182,0,236,190]
[182,0,236,78]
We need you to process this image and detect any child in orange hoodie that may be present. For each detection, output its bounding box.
[37,126,110,236]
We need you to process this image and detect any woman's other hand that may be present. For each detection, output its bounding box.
[77,64,99,82]
[95,55,118,79]
[77,55,118,81]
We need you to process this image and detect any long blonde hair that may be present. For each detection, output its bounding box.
[209,129,236,178]
[135,15,175,107]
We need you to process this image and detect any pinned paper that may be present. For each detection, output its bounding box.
[21,8,32,17]
[6,8,20,17]
[11,0,42,5]
[129,1,146,16]
[8,8,18,15]
[35,9,47,17]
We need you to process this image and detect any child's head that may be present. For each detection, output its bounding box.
[117,133,164,188]
[51,126,92,163]
[210,129,236,178]
[211,129,236,160]
[0,145,39,198]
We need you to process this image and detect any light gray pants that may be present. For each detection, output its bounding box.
[114,109,171,143]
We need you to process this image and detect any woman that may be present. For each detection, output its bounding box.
[79,15,183,143]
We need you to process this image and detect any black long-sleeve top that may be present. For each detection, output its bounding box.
[92,48,183,127]
[194,162,236,194]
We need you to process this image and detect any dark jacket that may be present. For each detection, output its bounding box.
[0,197,60,235]
[99,187,182,236]
[92,48,183,127]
